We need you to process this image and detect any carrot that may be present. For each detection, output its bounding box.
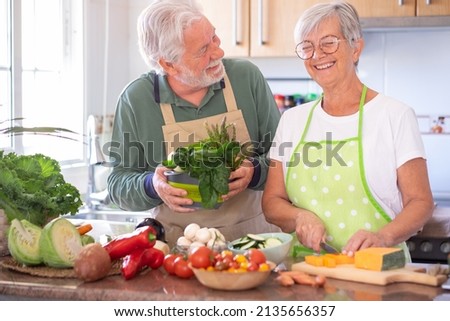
[291,273,317,286]
[275,274,295,286]
[279,270,309,277]
[314,275,327,287]
[278,271,327,287]
[77,223,93,235]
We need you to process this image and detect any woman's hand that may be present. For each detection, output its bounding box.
[294,212,327,253]
[342,230,387,256]
[152,167,196,213]
[221,159,254,201]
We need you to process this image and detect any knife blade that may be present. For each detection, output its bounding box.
[320,242,339,254]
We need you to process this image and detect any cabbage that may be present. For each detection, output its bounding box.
[8,219,43,266]
[39,218,83,268]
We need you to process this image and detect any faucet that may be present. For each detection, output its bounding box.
[86,115,110,210]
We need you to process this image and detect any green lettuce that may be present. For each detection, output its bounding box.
[0,151,82,226]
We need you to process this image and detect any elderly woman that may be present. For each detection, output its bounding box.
[262,1,434,259]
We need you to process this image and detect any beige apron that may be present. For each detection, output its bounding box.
[152,74,280,247]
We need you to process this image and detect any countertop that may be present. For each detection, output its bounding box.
[0,256,448,301]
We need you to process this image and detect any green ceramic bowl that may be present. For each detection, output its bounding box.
[164,171,223,209]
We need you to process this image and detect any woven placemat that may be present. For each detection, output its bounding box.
[0,256,121,279]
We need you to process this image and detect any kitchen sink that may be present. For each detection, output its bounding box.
[65,206,153,224]
[61,206,153,241]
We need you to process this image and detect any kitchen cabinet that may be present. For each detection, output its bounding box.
[197,0,450,58]
[197,0,250,57]
[198,0,327,57]
[417,0,450,16]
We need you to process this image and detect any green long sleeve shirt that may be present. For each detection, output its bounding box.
[107,58,280,211]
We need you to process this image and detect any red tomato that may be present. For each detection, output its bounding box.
[245,249,267,265]
[174,257,194,279]
[163,253,182,275]
[188,246,213,269]
[246,261,259,272]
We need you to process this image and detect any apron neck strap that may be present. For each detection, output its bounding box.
[222,73,238,112]
[159,73,237,125]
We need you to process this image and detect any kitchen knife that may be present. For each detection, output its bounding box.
[320,242,339,254]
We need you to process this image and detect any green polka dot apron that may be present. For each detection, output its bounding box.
[286,85,409,260]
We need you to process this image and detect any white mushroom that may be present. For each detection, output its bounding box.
[183,223,200,241]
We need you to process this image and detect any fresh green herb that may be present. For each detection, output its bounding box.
[163,117,251,209]
[0,151,83,226]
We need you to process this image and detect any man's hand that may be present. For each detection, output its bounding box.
[152,167,196,213]
[221,159,254,201]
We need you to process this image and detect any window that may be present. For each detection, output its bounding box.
[0,0,84,164]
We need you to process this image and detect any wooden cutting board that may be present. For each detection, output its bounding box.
[292,262,448,286]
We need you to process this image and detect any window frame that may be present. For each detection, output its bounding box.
[1,0,85,166]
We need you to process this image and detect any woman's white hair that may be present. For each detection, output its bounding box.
[294,1,362,48]
[137,0,204,74]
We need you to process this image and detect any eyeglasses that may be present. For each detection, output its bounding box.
[295,35,347,60]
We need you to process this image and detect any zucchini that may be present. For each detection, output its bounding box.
[230,234,284,251]
[246,234,265,241]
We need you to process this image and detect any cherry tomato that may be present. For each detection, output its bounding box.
[246,261,259,272]
[173,256,194,279]
[245,249,267,265]
[163,253,182,275]
[188,246,213,269]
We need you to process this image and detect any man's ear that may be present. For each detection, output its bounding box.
[159,59,176,75]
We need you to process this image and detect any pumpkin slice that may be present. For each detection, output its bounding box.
[354,247,405,271]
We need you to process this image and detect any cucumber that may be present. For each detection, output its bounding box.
[264,237,283,248]
[8,219,43,266]
[239,240,257,250]
[246,234,265,241]
[231,234,285,251]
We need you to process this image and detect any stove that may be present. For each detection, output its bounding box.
[406,206,450,264]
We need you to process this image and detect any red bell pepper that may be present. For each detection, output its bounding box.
[121,247,146,280]
[142,247,165,269]
[121,247,165,280]
[103,225,156,260]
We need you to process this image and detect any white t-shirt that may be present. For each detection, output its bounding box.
[269,93,426,219]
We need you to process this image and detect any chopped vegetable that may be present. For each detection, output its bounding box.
[0,151,82,226]
[354,247,405,271]
[103,225,157,260]
[7,219,43,266]
[39,217,83,268]
[230,234,283,250]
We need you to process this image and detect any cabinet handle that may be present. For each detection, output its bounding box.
[425,0,431,5]
[258,0,267,45]
[398,0,403,5]
[232,0,241,45]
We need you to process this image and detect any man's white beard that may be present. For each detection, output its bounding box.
[175,60,225,89]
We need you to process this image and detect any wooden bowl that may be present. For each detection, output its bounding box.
[190,262,275,291]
